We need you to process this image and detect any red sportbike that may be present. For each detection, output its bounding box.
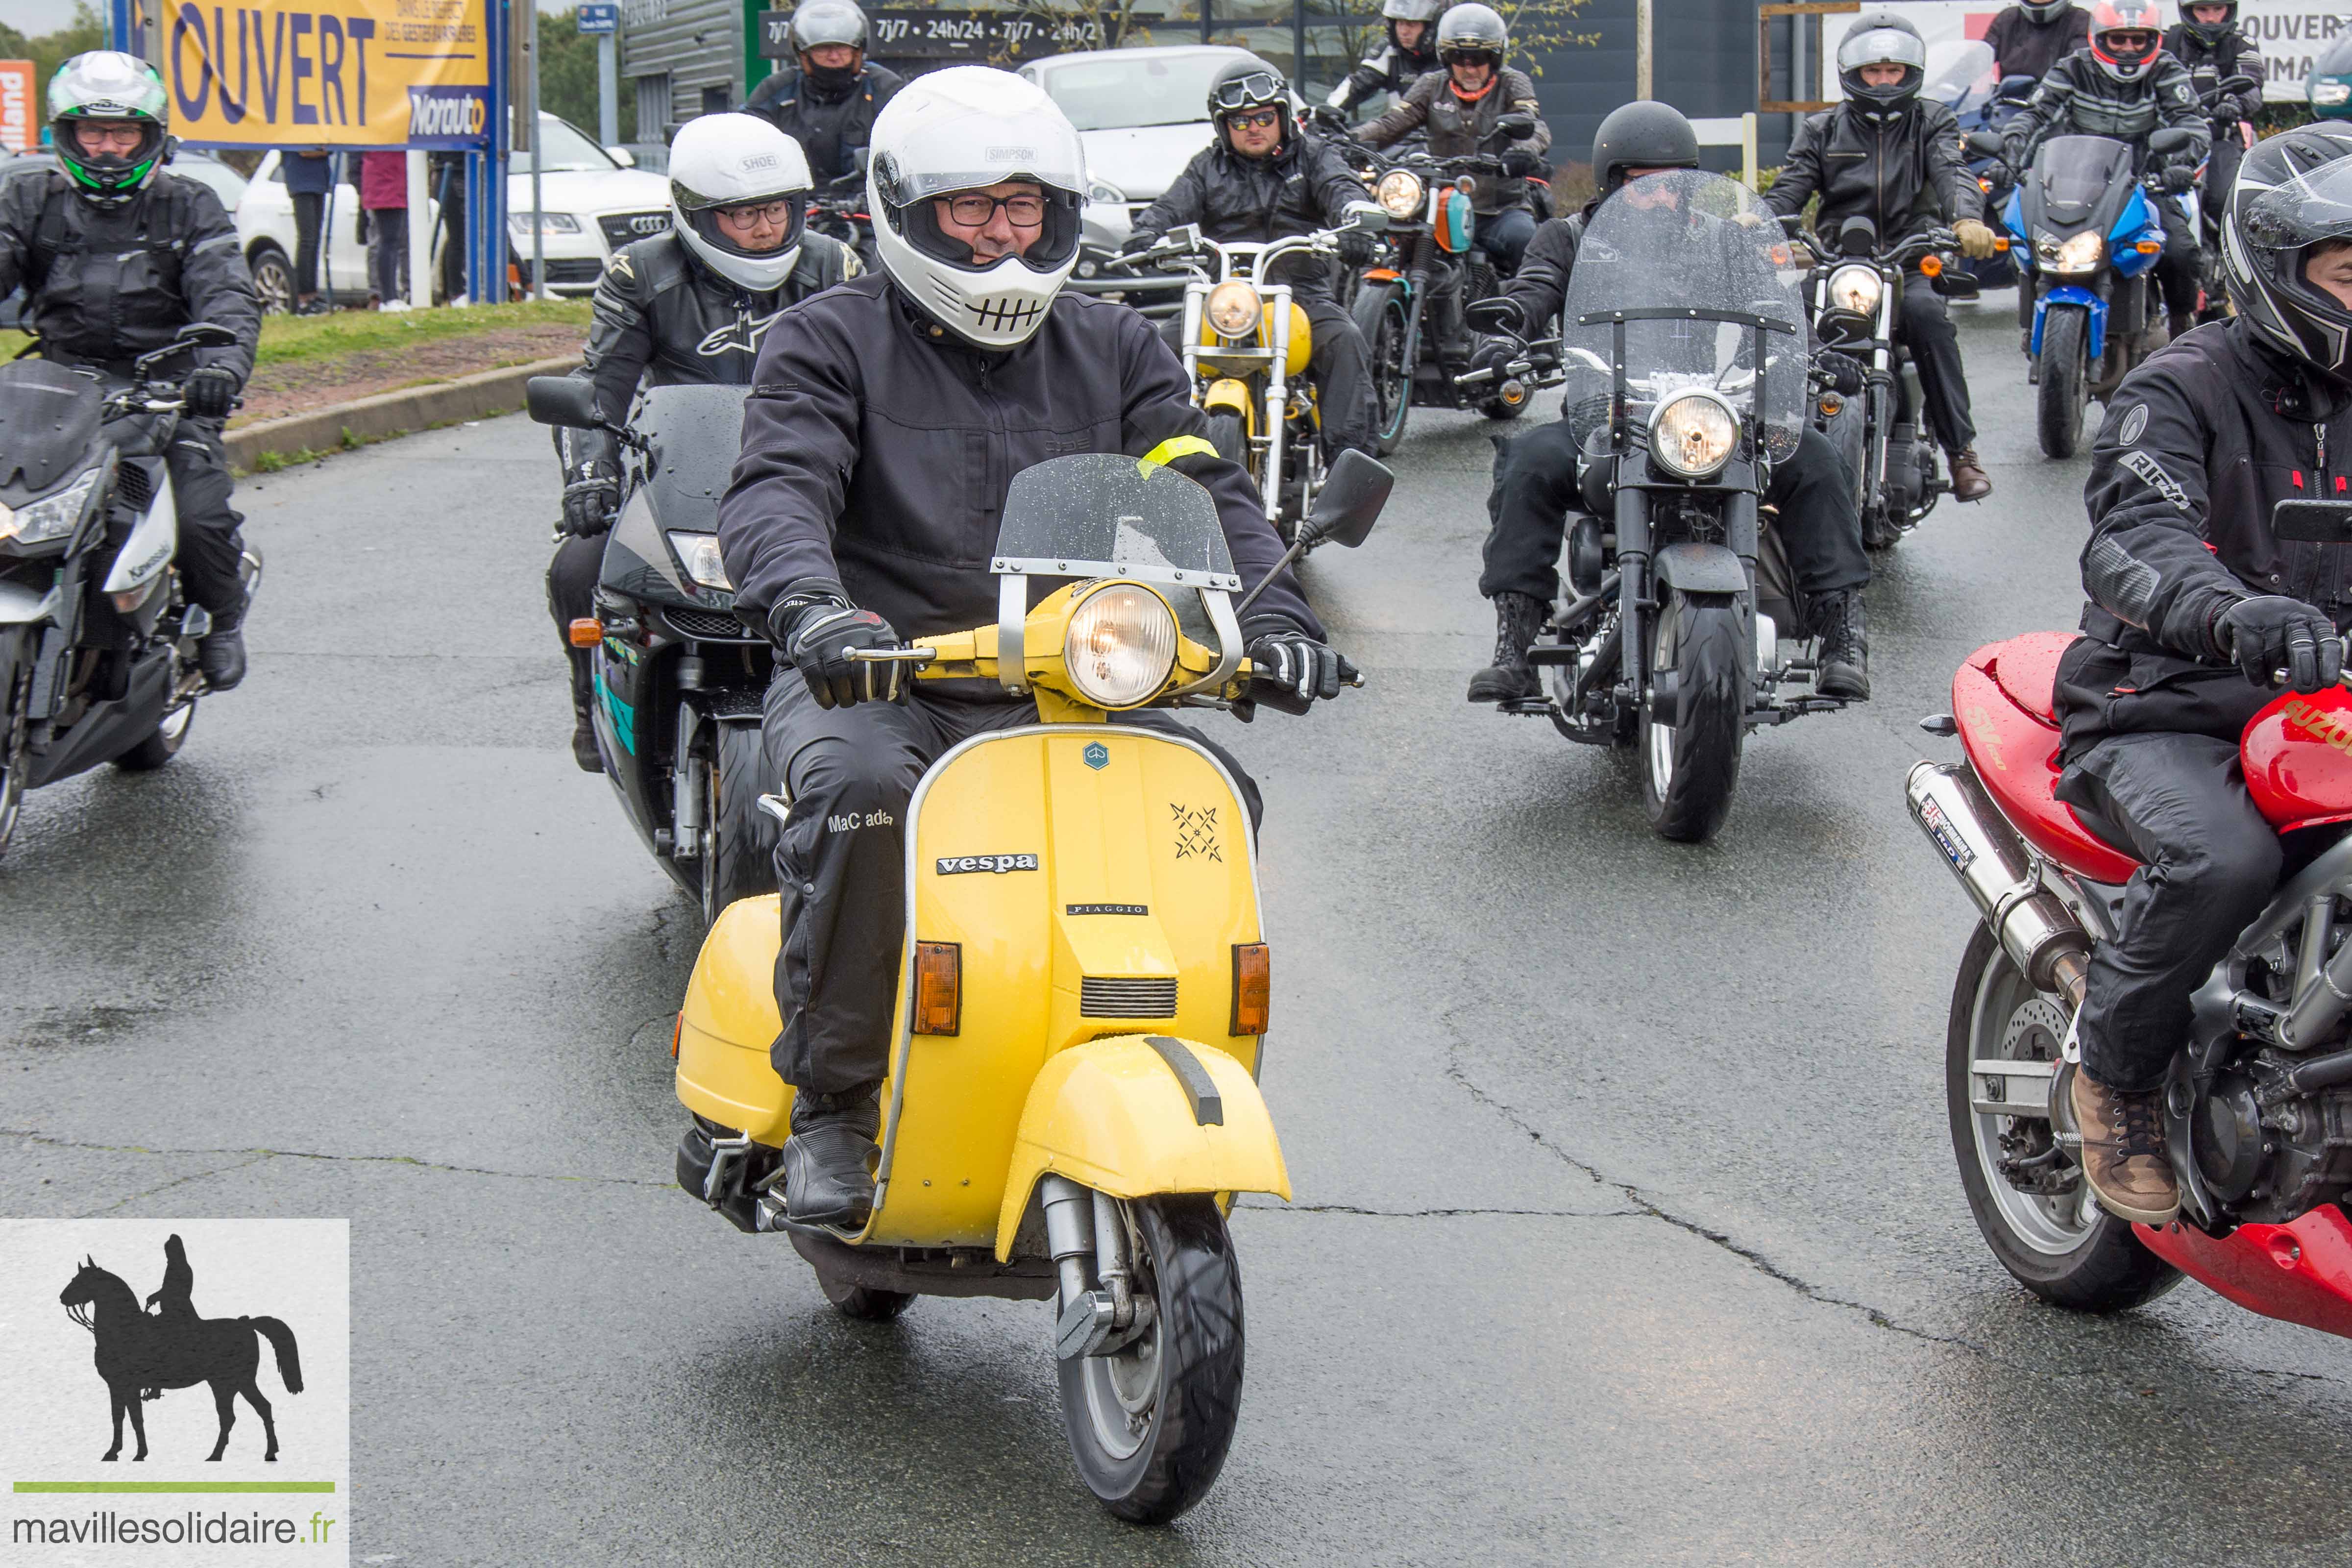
[1910,626,2352,1339]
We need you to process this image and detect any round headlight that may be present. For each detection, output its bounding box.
[1204,280,1262,340]
[1376,168,1425,219]
[1064,583,1178,709]
[1827,263,1883,316]
[1650,392,1739,479]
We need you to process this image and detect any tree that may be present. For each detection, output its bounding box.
[4,2,109,136]
[538,6,637,144]
[1495,0,1599,72]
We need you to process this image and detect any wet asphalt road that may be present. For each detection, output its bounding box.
[4,294,2351,1567]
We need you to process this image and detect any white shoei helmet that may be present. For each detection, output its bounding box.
[667,112,813,292]
[865,67,1087,350]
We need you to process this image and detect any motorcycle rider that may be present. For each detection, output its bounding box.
[1323,0,1442,119]
[715,68,1344,1227]
[1121,59,1380,462]
[1766,11,1997,504]
[1985,0,2094,83]
[2002,0,2209,344]
[1466,102,1875,705]
[1357,3,1550,274]
[0,53,258,689]
[743,0,904,188]
[546,114,854,773]
[2162,1,2262,215]
[2050,125,2352,1225]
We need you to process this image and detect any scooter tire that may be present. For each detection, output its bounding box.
[1057,1194,1242,1525]
[2037,305,2089,460]
[817,1272,915,1323]
[1945,924,2180,1312]
[700,720,778,927]
[1639,592,1745,844]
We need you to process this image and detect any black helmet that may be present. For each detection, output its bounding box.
[2017,0,2076,20]
[1207,57,1290,147]
[1836,11,1927,116]
[2180,0,2238,47]
[1590,100,1699,194]
[1436,3,1507,68]
[2225,126,2352,376]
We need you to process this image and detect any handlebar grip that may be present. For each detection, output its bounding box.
[847,646,939,664]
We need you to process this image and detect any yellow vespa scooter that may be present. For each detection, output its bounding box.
[669,449,1387,1522]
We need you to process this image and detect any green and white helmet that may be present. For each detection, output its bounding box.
[49,51,171,206]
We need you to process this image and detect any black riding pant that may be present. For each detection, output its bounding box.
[164,417,248,622]
[2153,191,2201,320]
[1476,418,1869,605]
[1895,282,1975,453]
[1155,287,1376,458]
[758,676,1264,1095]
[2056,731,2282,1092]
[546,530,603,715]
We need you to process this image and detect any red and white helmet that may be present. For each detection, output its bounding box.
[2088,0,2166,84]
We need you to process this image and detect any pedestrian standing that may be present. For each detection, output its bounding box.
[283,148,335,313]
[359,150,409,310]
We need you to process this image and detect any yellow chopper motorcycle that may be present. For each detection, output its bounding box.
[1116,205,1385,544]
[671,449,1388,1522]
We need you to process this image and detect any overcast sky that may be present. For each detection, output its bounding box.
[11,0,94,40]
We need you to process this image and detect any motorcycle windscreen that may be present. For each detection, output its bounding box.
[994,451,1240,592]
[1924,39,1996,117]
[0,359,105,500]
[2029,136,2136,230]
[631,382,751,535]
[1558,168,1806,463]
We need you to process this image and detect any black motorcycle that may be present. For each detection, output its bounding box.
[2187,68,2261,323]
[526,377,776,924]
[0,323,261,859]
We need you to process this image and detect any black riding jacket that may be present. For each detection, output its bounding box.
[744,63,906,186]
[1130,131,1365,291]
[2057,320,2352,757]
[1765,98,1973,245]
[716,273,1320,643]
[1326,32,1440,114]
[2161,23,2264,124]
[1359,67,1550,214]
[0,168,259,386]
[557,228,857,480]
[1984,4,2094,83]
[2004,49,2209,175]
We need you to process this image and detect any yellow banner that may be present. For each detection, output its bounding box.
[162,0,491,149]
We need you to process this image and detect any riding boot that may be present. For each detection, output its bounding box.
[781,1083,881,1226]
[197,621,246,691]
[1467,590,1547,703]
[1813,589,1870,702]
[2071,1070,2179,1224]
[1947,447,1992,504]
[566,649,603,774]
[2168,310,2195,345]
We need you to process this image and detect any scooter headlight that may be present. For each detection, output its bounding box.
[1064,582,1178,709]
[1376,169,1426,220]
[667,531,733,591]
[1827,263,1884,316]
[2035,228,2103,275]
[1649,392,1740,479]
[1204,280,1263,341]
[0,465,103,546]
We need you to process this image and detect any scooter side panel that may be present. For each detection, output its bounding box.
[675,894,793,1143]
[2133,1206,2352,1340]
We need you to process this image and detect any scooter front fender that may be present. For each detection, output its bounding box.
[994,1033,1288,1261]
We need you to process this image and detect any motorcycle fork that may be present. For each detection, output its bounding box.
[1615,481,1652,701]
[1260,281,1294,524]
[1400,236,1433,384]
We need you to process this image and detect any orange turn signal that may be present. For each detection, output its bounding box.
[669,1012,683,1059]
[2135,239,2161,254]
[1995,236,2011,251]
[913,941,961,1035]
[1918,253,1943,278]
[567,617,604,648]
[1231,943,1269,1036]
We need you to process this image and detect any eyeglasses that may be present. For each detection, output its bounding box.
[715,199,797,226]
[1209,71,1285,112]
[939,192,1048,226]
[1224,108,1282,131]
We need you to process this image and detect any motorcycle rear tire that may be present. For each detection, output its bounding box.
[701,720,779,927]
[1349,282,1412,454]
[1057,1194,1242,1525]
[1203,411,1245,468]
[817,1271,915,1323]
[113,684,197,774]
[0,630,30,858]
[1639,590,1745,843]
[1945,924,2180,1312]
[2037,305,2089,460]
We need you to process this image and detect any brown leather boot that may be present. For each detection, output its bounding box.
[1948,448,1992,503]
[2071,1071,2179,1225]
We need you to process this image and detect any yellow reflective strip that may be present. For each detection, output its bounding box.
[1137,435,1219,476]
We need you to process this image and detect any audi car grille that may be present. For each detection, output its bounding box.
[599,211,671,250]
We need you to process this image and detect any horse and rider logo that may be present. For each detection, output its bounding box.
[58,1235,303,1463]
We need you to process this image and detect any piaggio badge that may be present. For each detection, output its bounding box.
[935,854,1040,875]
[1083,742,1109,771]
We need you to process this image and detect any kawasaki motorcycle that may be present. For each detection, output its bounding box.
[527,377,777,924]
[0,324,261,860]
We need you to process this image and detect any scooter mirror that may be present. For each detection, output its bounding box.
[526,375,603,430]
[1496,113,1537,139]
[1304,449,1393,549]
[2219,74,2259,97]
[1464,296,1522,335]
[1996,73,2037,101]
[2273,499,2352,544]
[1344,200,1389,232]
[1964,128,2006,160]
[173,322,240,349]
[2148,126,2195,156]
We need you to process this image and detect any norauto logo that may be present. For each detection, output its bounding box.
[2281,698,2352,758]
[407,86,490,143]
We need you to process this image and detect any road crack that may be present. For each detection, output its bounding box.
[1238,1200,1642,1219]
[1,1128,673,1193]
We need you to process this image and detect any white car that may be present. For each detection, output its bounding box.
[236,113,671,310]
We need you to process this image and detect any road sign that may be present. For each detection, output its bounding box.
[0,61,32,154]
[759,8,1101,60]
[578,3,618,34]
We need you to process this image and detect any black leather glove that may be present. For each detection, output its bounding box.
[2216,595,2343,693]
[1500,148,1542,178]
[1119,229,1161,257]
[2160,162,2197,195]
[1243,624,1357,715]
[1469,335,1517,378]
[560,473,620,537]
[182,365,240,420]
[770,590,908,709]
[1815,350,1865,396]
[1337,229,1377,267]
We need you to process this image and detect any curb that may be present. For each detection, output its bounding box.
[224,354,581,473]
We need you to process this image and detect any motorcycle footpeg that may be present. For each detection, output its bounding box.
[1496,696,1556,717]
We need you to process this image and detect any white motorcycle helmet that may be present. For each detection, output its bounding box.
[667,112,813,292]
[865,67,1086,351]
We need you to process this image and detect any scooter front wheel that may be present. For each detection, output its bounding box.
[1057,1194,1242,1525]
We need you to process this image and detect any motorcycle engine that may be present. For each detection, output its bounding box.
[2189,1056,2352,1225]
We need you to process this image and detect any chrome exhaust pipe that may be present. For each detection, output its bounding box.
[1905,761,2092,1002]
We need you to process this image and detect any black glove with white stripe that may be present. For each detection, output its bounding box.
[768,581,908,709]
[1241,621,1357,716]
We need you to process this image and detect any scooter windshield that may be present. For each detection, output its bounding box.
[634,382,750,534]
[2031,136,2135,227]
[993,452,1240,592]
[1558,169,1806,463]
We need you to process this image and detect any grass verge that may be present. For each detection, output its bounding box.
[0,298,592,369]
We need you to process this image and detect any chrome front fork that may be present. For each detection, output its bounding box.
[1041,1172,1152,1360]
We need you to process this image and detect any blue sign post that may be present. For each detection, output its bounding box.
[577,3,618,33]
